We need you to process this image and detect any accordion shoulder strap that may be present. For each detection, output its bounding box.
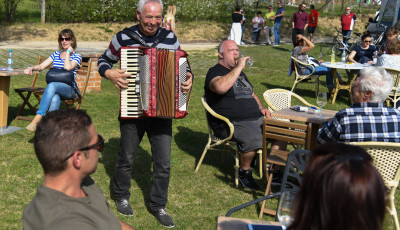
[122,27,171,48]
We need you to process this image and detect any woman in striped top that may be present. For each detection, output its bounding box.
[24,28,82,132]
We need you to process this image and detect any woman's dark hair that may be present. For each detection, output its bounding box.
[295,37,304,47]
[58,28,77,51]
[386,27,400,38]
[387,38,400,54]
[288,143,386,230]
[361,32,372,41]
[235,5,241,11]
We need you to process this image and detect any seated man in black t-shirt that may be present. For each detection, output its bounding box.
[204,40,286,191]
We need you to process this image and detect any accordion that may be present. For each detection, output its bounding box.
[120,46,191,119]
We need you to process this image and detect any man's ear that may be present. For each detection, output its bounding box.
[218,52,223,60]
[72,151,83,169]
[136,10,141,21]
[364,90,373,101]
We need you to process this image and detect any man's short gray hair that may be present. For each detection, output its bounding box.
[358,67,393,103]
[138,0,163,13]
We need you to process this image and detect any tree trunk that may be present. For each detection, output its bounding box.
[341,0,344,10]
[4,0,20,23]
[320,0,332,13]
[41,0,45,23]
[331,0,335,15]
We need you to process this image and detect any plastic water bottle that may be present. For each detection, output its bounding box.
[341,50,346,64]
[7,49,13,70]
[373,51,378,65]
[330,49,335,64]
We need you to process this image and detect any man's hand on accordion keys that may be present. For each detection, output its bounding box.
[181,72,193,94]
[104,69,131,89]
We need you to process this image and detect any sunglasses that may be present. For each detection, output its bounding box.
[364,40,372,43]
[60,37,71,41]
[346,9,351,10]
[64,135,104,161]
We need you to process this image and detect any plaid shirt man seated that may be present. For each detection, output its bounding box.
[318,67,400,143]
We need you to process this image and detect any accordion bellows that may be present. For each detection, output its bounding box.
[120,46,191,119]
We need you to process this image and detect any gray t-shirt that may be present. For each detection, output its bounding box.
[292,46,308,75]
[23,177,121,230]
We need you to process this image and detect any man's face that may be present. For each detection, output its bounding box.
[137,2,163,36]
[300,4,306,11]
[345,7,351,13]
[277,1,282,7]
[219,40,239,69]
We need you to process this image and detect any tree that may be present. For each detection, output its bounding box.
[41,0,45,23]
[4,0,21,23]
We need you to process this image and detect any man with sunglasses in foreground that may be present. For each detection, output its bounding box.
[22,110,135,230]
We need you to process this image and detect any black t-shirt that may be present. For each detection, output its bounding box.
[232,13,242,23]
[352,45,376,62]
[204,64,262,130]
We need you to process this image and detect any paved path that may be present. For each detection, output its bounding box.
[0,41,220,51]
[0,37,333,51]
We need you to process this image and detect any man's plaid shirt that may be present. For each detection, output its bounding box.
[318,102,400,143]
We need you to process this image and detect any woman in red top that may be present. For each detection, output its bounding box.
[307,4,319,42]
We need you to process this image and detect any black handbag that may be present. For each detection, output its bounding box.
[46,68,74,85]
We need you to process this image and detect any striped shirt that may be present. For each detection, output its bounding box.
[50,51,82,77]
[318,103,400,143]
[97,25,181,78]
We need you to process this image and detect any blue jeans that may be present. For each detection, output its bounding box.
[274,22,282,45]
[304,66,335,90]
[342,30,352,46]
[114,118,172,211]
[252,29,261,42]
[36,82,75,116]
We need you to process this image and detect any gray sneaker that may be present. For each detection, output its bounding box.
[152,208,175,228]
[116,198,133,216]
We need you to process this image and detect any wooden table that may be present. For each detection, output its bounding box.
[321,62,371,104]
[271,108,337,149]
[217,216,281,230]
[0,68,27,135]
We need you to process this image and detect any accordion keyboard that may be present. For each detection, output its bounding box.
[120,48,142,118]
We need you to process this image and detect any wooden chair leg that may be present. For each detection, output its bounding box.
[331,89,339,105]
[257,149,263,178]
[15,92,37,120]
[259,166,276,218]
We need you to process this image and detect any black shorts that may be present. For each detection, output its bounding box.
[308,26,316,34]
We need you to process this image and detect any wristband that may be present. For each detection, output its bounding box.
[66,50,71,54]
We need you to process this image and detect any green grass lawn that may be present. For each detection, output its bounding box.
[0,44,398,229]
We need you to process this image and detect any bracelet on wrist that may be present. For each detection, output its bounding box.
[66,50,71,54]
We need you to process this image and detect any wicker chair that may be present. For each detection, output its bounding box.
[384,68,400,108]
[348,142,400,230]
[195,96,262,187]
[263,88,318,113]
[291,56,320,97]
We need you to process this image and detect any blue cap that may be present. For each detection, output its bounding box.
[9,49,12,52]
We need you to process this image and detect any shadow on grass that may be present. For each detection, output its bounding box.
[99,137,152,207]
[272,47,290,52]
[174,126,236,186]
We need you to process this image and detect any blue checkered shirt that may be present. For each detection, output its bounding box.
[318,102,400,143]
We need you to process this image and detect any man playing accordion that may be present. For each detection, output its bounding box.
[97,0,193,228]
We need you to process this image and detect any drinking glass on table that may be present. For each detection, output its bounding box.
[277,191,295,230]
[239,51,254,66]
[316,92,327,117]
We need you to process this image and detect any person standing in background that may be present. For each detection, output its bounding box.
[240,9,246,45]
[264,5,275,45]
[229,5,243,45]
[273,1,285,46]
[307,4,319,42]
[341,6,357,46]
[292,3,308,46]
[162,4,176,33]
[251,11,264,43]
